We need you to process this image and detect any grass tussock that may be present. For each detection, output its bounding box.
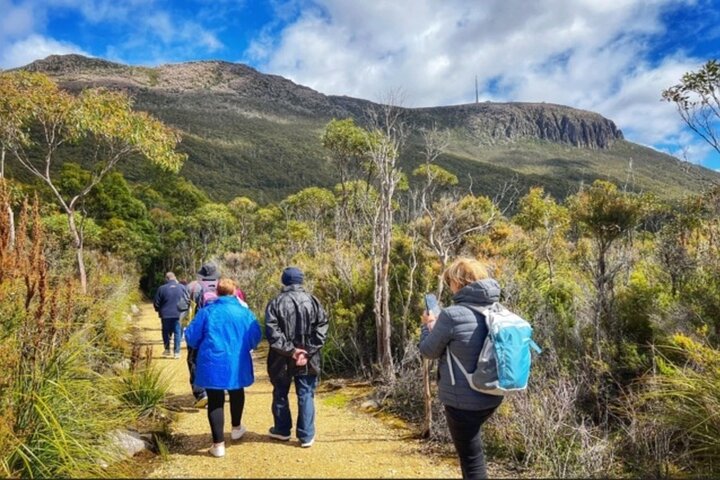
[623,333,720,476]
[116,365,170,419]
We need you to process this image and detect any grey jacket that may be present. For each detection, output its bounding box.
[419,279,504,411]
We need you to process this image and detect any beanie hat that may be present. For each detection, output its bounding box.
[197,262,219,280]
[281,267,304,286]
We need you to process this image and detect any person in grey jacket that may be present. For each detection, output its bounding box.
[419,257,503,480]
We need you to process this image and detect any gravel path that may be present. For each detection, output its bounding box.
[137,304,461,478]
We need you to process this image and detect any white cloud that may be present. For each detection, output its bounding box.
[0,0,224,68]
[144,12,223,52]
[0,0,36,41]
[666,137,715,165]
[249,0,713,163]
[0,34,88,69]
[252,0,678,103]
[44,0,155,23]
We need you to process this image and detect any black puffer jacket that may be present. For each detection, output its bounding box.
[265,285,329,379]
[419,279,504,411]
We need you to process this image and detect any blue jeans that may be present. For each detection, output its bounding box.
[271,374,317,442]
[161,317,181,353]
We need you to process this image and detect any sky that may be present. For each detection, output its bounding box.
[1,0,719,170]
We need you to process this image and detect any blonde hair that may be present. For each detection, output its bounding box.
[216,277,237,296]
[443,257,489,289]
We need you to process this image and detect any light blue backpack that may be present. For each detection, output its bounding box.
[447,303,541,396]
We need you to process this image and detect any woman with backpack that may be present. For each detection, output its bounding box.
[184,277,262,458]
[419,257,503,480]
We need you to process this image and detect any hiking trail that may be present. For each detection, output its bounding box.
[136,303,461,478]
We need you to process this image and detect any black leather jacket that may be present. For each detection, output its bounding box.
[265,284,329,378]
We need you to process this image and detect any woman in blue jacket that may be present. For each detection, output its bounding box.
[184,277,262,458]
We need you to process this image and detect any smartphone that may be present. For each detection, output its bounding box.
[424,293,441,317]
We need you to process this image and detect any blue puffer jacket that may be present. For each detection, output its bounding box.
[184,295,262,390]
[419,279,504,411]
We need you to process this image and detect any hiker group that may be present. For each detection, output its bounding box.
[153,264,328,458]
[154,258,538,480]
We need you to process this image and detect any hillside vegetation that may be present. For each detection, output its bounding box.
[19,54,719,202]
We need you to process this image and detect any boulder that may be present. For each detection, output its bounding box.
[108,429,151,458]
[361,399,381,411]
[110,359,131,374]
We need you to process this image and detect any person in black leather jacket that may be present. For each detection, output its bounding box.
[264,267,328,448]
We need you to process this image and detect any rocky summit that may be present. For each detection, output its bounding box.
[16,54,718,202]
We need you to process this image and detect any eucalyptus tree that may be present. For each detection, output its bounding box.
[322,101,406,380]
[227,196,258,251]
[0,72,185,292]
[411,125,454,437]
[322,118,374,243]
[663,60,720,157]
[280,187,336,255]
[568,180,645,360]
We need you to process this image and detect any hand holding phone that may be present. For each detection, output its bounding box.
[424,293,441,317]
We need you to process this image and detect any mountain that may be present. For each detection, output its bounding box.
[17,54,720,202]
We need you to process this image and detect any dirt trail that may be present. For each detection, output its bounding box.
[136,303,460,478]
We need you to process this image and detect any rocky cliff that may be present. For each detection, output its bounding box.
[22,54,622,150]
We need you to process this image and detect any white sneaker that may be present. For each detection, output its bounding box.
[300,437,315,448]
[209,442,225,457]
[231,425,247,440]
[162,349,171,357]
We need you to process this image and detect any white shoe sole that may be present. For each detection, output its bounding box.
[268,431,291,441]
[209,444,225,457]
[231,426,246,440]
[300,438,315,448]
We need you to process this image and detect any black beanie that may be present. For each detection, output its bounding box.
[281,267,304,286]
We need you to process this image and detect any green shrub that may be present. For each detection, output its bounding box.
[115,366,170,418]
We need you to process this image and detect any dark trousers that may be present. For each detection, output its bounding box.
[444,405,497,480]
[186,346,206,400]
[270,374,317,443]
[206,388,245,443]
[161,317,181,353]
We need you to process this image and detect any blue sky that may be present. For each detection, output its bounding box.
[1,0,719,170]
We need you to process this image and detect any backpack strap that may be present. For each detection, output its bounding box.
[446,348,456,385]
[445,303,495,386]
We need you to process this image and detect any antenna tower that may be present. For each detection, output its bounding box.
[475,75,479,103]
